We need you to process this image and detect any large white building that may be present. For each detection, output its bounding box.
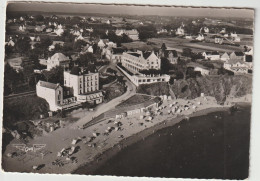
[119,51,170,86]
[64,67,103,104]
[36,81,78,111]
[47,53,70,70]
[121,51,161,74]
[36,81,63,111]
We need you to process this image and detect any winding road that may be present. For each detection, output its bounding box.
[71,63,136,128]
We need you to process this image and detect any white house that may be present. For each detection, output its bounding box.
[75,35,84,42]
[220,28,226,34]
[106,20,111,24]
[185,35,193,39]
[87,46,94,53]
[46,28,53,33]
[230,32,238,37]
[176,27,185,36]
[86,28,93,33]
[36,81,63,111]
[187,62,210,76]
[54,28,64,36]
[18,25,26,32]
[30,36,36,41]
[204,27,209,33]
[196,34,204,41]
[157,29,168,34]
[202,52,220,60]
[98,39,106,48]
[47,53,70,70]
[115,29,139,41]
[7,39,15,47]
[215,37,223,44]
[36,36,41,42]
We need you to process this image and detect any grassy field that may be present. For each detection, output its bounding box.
[148,37,246,53]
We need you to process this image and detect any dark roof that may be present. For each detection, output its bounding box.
[128,52,141,57]
[245,55,252,62]
[143,52,152,59]
[165,50,178,57]
[112,47,125,54]
[234,51,244,56]
[205,51,219,55]
[70,65,97,75]
[38,81,60,89]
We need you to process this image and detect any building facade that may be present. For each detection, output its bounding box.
[64,68,103,104]
[36,81,64,111]
[121,51,161,74]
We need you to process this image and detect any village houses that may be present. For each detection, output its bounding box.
[202,51,220,60]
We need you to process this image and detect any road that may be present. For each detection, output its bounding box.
[71,63,136,128]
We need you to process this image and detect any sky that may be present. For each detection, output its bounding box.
[7,2,254,18]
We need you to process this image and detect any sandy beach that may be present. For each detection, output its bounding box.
[2,94,252,174]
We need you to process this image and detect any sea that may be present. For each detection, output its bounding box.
[77,104,251,179]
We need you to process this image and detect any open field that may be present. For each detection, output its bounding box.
[148,37,248,53]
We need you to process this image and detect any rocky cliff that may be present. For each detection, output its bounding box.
[137,75,252,105]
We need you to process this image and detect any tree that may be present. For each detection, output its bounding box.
[176,58,188,80]
[79,52,96,68]
[40,37,53,50]
[161,43,167,53]
[22,65,35,87]
[42,66,64,85]
[73,40,87,51]
[182,48,193,57]
[15,37,31,56]
[160,57,172,74]
[4,64,20,94]
[35,14,44,22]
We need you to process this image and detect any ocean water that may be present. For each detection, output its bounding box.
[81,105,251,179]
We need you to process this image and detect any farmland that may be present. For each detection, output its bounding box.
[147,36,250,53]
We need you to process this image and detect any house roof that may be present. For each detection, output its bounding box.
[128,52,141,57]
[50,53,70,62]
[245,55,252,62]
[69,65,97,75]
[165,50,178,57]
[143,52,152,59]
[38,80,60,90]
[204,51,220,55]
[233,51,244,56]
[112,47,125,54]
[125,29,139,35]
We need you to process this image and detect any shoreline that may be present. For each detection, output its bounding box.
[72,105,234,175]
[2,95,251,174]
